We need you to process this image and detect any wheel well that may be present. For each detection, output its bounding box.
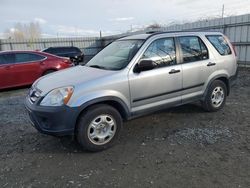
[42,69,57,76]
[76,100,128,124]
[216,77,230,95]
[104,101,128,119]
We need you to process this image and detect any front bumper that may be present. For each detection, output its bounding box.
[25,97,79,136]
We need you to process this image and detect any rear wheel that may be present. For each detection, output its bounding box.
[76,104,122,152]
[202,80,227,112]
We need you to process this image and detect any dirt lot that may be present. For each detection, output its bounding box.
[0,68,250,188]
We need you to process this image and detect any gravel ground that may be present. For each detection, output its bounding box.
[0,68,250,188]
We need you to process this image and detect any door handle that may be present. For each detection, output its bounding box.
[169,69,180,74]
[207,62,216,66]
[40,61,45,65]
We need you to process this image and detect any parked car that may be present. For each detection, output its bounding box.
[42,46,84,65]
[25,31,238,151]
[0,51,74,89]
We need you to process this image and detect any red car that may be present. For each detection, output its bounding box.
[0,50,74,89]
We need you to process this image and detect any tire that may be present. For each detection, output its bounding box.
[76,104,123,152]
[202,80,227,112]
[43,69,56,76]
[70,58,79,65]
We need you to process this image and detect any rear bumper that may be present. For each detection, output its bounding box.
[229,65,239,87]
[25,97,79,136]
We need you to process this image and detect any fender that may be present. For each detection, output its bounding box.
[76,96,131,120]
[202,74,230,100]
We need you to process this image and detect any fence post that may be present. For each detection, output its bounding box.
[10,42,13,50]
[100,36,106,49]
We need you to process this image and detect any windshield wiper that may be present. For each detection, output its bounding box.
[87,64,120,71]
[88,65,107,70]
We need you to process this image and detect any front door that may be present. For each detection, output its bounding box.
[129,37,182,114]
[0,53,16,89]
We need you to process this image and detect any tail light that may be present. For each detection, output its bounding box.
[225,36,237,56]
[62,58,72,64]
[62,58,74,67]
[231,43,237,56]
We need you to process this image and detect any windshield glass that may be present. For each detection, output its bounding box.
[86,40,144,70]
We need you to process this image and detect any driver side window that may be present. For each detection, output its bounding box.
[141,37,176,68]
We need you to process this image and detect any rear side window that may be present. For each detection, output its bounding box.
[43,48,54,53]
[179,36,209,63]
[61,47,69,53]
[51,48,60,54]
[15,53,45,63]
[65,47,80,53]
[72,47,81,53]
[206,35,232,55]
[55,47,69,53]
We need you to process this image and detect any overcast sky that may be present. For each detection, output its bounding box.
[0,0,250,38]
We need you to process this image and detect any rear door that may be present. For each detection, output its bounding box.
[10,53,46,86]
[178,36,215,102]
[129,37,182,114]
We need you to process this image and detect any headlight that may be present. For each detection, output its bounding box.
[40,86,74,106]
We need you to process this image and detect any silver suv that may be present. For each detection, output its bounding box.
[25,32,238,151]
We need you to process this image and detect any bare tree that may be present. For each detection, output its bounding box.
[4,22,41,40]
[146,23,163,29]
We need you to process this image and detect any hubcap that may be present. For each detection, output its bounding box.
[211,86,224,108]
[87,115,116,145]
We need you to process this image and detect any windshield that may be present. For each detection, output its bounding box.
[86,40,144,70]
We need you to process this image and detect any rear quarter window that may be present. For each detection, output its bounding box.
[15,53,45,63]
[72,47,81,53]
[206,35,232,56]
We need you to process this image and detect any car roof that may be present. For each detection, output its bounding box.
[119,31,223,40]
[0,50,62,58]
[0,50,44,54]
[46,46,77,49]
[119,34,152,40]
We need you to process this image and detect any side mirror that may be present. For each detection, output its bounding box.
[134,59,156,73]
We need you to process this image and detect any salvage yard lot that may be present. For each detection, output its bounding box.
[0,68,250,188]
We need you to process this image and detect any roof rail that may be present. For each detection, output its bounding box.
[145,31,160,34]
[145,30,221,39]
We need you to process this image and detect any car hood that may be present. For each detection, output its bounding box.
[35,66,114,96]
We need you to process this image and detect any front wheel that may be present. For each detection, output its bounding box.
[43,69,56,76]
[202,80,227,112]
[76,104,122,152]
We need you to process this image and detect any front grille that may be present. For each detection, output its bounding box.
[29,87,41,103]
